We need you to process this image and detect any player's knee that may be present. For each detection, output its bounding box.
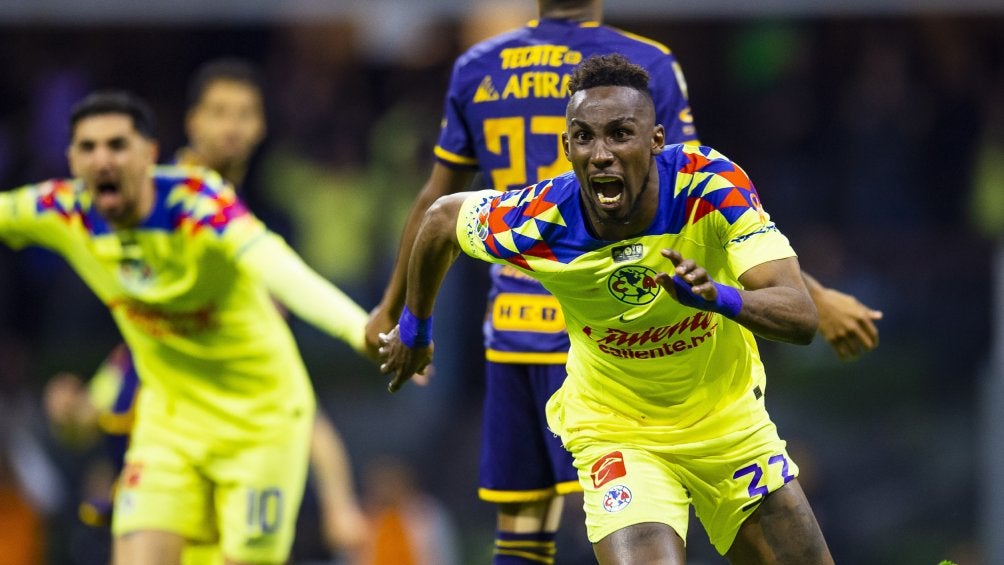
[592,522,685,564]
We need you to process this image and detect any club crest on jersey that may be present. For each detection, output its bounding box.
[119,258,154,291]
[611,243,643,263]
[608,265,660,305]
[602,485,633,513]
[591,451,627,488]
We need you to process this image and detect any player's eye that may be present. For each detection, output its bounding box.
[612,128,632,141]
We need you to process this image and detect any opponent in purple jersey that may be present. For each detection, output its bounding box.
[367,1,876,563]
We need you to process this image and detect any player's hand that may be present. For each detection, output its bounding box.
[654,249,719,302]
[321,503,371,555]
[378,326,433,393]
[812,286,882,359]
[44,372,89,426]
[44,371,100,446]
[365,303,396,358]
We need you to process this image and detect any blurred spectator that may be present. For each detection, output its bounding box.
[353,456,459,565]
[0,336,66,565]
[968,75,1004,240]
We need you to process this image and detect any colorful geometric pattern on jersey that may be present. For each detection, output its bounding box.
[435,17,698,362]
[458,144,796,445]
[0,166,317,444]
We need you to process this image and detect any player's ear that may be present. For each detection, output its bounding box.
[651,124,665,154]
[562,131,571,159]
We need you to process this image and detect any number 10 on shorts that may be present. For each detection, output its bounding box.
[246,487,283,534]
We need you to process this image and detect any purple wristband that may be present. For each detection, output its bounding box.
[712,283,743,319]
[671,275,743,319]
[398,305,433,348]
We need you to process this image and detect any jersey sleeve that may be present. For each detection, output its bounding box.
[237,231,368,353]
[196,182,270,257]
[456,189,509,264]
[433,61,480,170]
[0,180,79,251]
[698,155,796,277]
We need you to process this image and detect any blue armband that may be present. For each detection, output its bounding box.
[671,275,743,319]
[398,305,433,348]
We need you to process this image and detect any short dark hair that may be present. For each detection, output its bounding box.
[567,53,652,98]
[69,90,157,139]
[186,58,263,110]
[542,0,594,8]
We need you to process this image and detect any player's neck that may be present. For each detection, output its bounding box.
[110,178,156,231]
[211,162,248,189]
[539,1,602,23]
[177,146,247,189]
[138,178,156,225]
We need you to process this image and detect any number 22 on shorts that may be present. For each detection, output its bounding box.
[733,453,795,511]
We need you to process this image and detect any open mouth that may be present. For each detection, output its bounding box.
[94,181,124,215]
[592,176,624,207]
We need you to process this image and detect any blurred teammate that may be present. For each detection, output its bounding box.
[2,90,373,565]
[45,58,370,561]
[366,1,876,563]
[380,53,834,564]
[175,57,370,557]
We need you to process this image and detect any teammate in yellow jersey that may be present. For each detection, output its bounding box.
[2,90,373,565]
[379,54,834,563]
[44,59,371,563]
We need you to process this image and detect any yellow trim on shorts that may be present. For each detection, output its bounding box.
[479,480,581,502]
[98,411,135,435]
[554,480,583,495]
[485,349,568,364]
[496,541,556,564]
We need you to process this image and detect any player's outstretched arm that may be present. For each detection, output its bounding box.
[241,232,375,360]
[366,164,475,353]
[310,409,370,555]
[655,249,818,345]
[802,271,882,359]
[378,191,470,392]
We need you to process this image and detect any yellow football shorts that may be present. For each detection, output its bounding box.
[112,408,313,563]
[573,416,798,555]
